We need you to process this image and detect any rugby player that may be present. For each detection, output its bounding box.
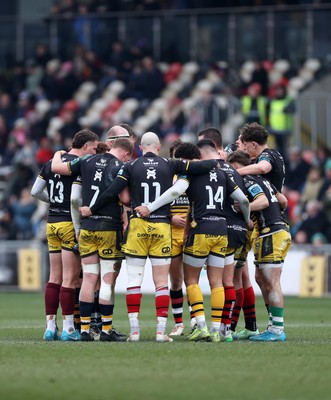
[31,129,99,341]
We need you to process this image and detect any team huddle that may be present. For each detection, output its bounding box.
[31,122,291,343]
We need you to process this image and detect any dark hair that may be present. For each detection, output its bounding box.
[169,139,182,158]
[119,123,136,139]
[227,150,251,166]
[224,143,237,154]
[112,138,134,156]
[196,139,217,151]
[72,130,99,149]
[96,142,108,154]
[197,127,223,148]
[174,142,201,160]
[239,123,268,145]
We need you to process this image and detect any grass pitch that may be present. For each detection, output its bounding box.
[0,292,330,400]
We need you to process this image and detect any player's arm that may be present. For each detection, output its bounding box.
[71,181,82,237]
[174,159,218,175]
[237,159,272,176]
[245,181,269,211]
[230,188,251,226]
[31,176,49,203]
[118,186,130,207]
[135,177,189,218]
[80,175,129,217]
[276,192,288,210]
[51,150,71,175]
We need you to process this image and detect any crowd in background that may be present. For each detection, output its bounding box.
[0,0,331,244]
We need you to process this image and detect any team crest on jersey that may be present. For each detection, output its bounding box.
[209,171,218,182]
[146,167,156,179]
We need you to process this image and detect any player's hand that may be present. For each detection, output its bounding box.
[247,219,254,231]
[79,206,92,217]
[134,205,150,218]
[171,215,186,227]
[233,200,241,212]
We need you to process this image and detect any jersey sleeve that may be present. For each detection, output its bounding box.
[256,150,273,165]
[244,177,265,202]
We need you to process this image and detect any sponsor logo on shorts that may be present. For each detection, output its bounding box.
[162,246,171,254]
[102,249,113,255]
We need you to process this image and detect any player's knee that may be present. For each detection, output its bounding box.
[126,257,146,287]
[82,263,99,275]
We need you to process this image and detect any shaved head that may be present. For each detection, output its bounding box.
[107,125,130,140]
[140,132,160,147]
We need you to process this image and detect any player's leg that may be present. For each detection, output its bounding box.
[183,234,210,341]
[250,230,291,342]
[79,251,100,342]
[149,222,173,342]
[231,261,244,333]
[150,259,172,342]
[220,252,236,342]
[60,249,80,340]
[169,253,185,336]
[44,223,62,341]
[125,256,145,342]
[206,264,224,343]
[184,261,209,341]
[98,258,125,341]
[44,252,62,340]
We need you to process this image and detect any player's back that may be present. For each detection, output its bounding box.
[120,153,178,222]
[78,153,124,230]
[245,174,287,234]
[255,148,285,191]
[186,167,237,235]
[40,153,78,222]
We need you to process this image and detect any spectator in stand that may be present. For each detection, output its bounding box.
[35,137,54,169]
[25,59,44,96]
[250,59,269,96]
[0,115,9,155]
[11,62,26,98]
[73,3,99,52]
[33,44,51,68]
[318,158,331,201]
[141,56,165,100]
[91,0,121,13]
[284,146,311,192]
[293,200,327,244]
[59,110,81,141]
[40,59,61,101]
[108,41,131,82]
[0,93,15,129]
[241,83,267,126]
[57,61,80,102]
[268,83,295,159]
[10,187,37,239]
[299,165,324,211]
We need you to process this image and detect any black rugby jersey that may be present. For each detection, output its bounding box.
[39,153,78,223]
[244,174,288,235]
[93,152,218,223]
[72,153,124,231]
[186,167,238,235]
[219,160,248,247]
[255,148,285,192]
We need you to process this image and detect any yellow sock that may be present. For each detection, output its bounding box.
[101,314,113,333]
[187,284,204,318]
[80,316,90,333]
[211,287,225,323]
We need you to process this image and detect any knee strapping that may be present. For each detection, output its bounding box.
[126,257,146,287]
[82,263,99,275]
[99,260,117,302]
